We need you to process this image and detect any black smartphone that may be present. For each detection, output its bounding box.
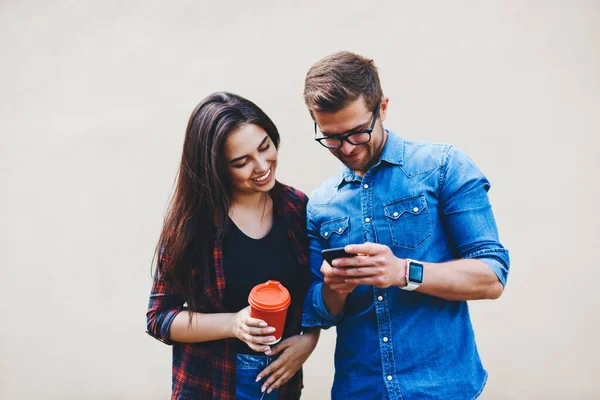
[321,247,357,265]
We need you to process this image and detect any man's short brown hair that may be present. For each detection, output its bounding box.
[303,51,383,115]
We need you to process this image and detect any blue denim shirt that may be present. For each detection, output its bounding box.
[302,131,510,400]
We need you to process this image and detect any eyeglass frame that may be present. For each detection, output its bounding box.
[313,104,380,149]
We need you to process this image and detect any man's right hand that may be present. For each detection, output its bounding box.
[230,306,277,353]
[321,259,357,294]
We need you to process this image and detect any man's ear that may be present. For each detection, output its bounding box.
[379,96,390,123]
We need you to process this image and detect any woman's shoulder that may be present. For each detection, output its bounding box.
[274,182,308,205]
[272,182,308,215]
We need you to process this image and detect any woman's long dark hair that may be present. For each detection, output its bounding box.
[154,92,280,313]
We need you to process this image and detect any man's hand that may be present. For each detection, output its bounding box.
[331,242,406,288]
[321,259,357,294]
[255,329,320,394]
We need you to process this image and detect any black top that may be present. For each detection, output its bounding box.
[223,210,301,354]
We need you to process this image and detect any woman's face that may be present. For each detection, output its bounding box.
[222,123,278,197]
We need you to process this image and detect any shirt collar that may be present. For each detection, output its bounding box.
[336,130,405,186]
[379,130,404,166]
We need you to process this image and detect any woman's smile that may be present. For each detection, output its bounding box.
[251,168,272,184]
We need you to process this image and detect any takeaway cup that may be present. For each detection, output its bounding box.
[248,280,291,344]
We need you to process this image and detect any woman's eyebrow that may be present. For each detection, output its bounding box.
[257,135,269,148]
[228,135,269,164]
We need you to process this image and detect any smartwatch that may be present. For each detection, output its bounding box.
[401,259,424,291]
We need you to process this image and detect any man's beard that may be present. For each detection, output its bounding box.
[338,148,371,173]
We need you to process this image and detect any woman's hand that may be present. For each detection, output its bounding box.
[256,328,321,394]
[230,306,277,353]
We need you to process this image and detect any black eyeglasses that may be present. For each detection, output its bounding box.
[314,104,380,149]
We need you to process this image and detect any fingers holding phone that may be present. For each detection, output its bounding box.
[320,247,358,281]
[329,242,405,289]
[321,247,357,265]
[320,247,360,294]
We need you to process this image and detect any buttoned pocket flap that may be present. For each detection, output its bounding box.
[384,195,428,220]
[320,217,349,240]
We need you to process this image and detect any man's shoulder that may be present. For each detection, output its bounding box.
[402,137,452,161]
[307,173,342,206]
[397,136,489,193]
[395,135,454,176]
[402,137,451,152]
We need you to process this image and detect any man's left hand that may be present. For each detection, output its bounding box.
[331,242,406,288]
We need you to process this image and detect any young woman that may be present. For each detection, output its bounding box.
[146,92,319,399]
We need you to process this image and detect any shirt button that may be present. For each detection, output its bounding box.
[338,228,343,233]
[377,296,383,301]
[392,211,399,217]
[324,232,328,237]
[383,337,388,342]
[365,217,371,223]
[387,375,393,381]
[363,184,369,189]
[413,207,419,213]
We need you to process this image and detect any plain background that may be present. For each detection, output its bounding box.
[1,1,599,399]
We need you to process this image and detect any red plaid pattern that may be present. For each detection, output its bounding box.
[147,183,310,399]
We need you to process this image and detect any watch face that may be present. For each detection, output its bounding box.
[408,262,424,284]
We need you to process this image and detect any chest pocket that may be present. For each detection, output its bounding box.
[384,194,432,249]
[319,217,350,248]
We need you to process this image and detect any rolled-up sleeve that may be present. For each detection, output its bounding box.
[146,271,184,345]
[440,146,511,286]
[302,205,344,328]
[467,251,510,287]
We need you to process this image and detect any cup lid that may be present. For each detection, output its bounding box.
[248,280,291,311]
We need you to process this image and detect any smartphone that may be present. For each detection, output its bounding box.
[321,247,357,265]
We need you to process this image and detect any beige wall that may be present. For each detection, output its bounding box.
[1,1,599,399]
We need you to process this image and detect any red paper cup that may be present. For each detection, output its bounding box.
[248,280,291,344]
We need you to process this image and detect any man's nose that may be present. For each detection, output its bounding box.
[339,140,355,156]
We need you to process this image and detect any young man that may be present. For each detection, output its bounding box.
[301,52,510,399]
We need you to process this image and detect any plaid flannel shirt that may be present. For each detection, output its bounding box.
[147,183,310,399]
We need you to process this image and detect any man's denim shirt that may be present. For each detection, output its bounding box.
[302,131,510,400]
